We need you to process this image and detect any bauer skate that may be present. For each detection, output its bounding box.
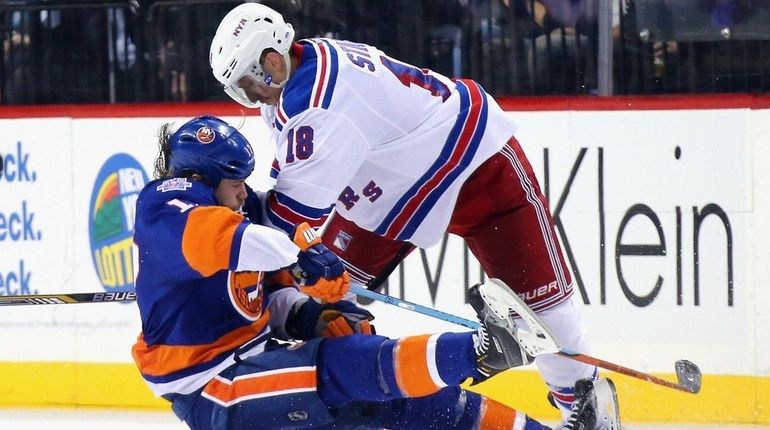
[468,283,536,379]
[557,378,621,430]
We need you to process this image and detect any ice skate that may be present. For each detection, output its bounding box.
[468,283,535,379]
[556,378,621,430]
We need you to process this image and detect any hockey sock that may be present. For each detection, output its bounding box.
[317,333,476,408]
[377,332,478,398]
[456,391,556,430]
[547,367,598,419]
[318,334,555,429]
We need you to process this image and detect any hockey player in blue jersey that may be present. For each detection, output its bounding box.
[208,3,615,426]
[131,115,619,429]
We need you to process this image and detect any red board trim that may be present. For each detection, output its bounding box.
[0,94,768,119]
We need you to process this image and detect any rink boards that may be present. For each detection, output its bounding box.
[0,96,768,424]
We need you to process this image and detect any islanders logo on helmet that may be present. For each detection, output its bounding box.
[169,115,255,187]
[88,153,149,296]
[196,126,216,144]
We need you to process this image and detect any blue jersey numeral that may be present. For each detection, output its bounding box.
[380,56,451,102]
[286,126,315,164]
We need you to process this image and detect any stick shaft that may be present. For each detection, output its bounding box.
[351,285,479,329]
[557,350,694,393]
[0,291,136,306]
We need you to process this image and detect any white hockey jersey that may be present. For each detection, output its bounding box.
[265,39,518,247]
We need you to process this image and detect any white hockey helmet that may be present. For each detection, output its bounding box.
[209,3,295,108]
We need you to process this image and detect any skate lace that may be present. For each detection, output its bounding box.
[560,398,585,430]
[473,325,489,357]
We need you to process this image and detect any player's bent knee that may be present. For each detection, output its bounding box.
[317,334,395,407]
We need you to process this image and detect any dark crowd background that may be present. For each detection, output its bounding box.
[1,0,769,105]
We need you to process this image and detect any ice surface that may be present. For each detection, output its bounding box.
[0,408,767,430]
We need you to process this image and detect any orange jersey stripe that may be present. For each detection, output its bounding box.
[202,367,317,406]
[478,397,517,430]
[393,334,439,397]
[132,312,270,377]
[182,206,245,277]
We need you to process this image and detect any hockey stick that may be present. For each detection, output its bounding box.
[0,283,702,393]
[0,291,136,306]
[350,281,702,394]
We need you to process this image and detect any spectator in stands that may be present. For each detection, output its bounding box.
[154,6,188,102]
[425,0,470,78]
[511,0,623,93]
[1,11,32,103]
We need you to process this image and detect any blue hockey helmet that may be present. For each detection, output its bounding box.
[169,115,255,187]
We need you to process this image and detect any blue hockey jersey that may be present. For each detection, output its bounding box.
[131,177,304,396]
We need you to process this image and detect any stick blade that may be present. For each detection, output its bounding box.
[675,359,702,393]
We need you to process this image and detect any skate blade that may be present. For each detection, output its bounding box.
[479,279,561,356]
[593,378,622,430]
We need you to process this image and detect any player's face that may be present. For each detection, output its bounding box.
[236,76,282,106]
[259,51,288,87]
[214,179,248,211]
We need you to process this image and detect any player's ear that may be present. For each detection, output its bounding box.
[265,51,285,73]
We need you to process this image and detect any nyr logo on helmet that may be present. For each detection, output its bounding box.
[196,126,216,144]
[233,18,248,37]
[88,154,149,295]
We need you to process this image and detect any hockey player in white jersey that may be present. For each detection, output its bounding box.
[210,3,612,425]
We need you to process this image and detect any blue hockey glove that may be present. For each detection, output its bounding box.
[241,184,263,224]
[291,222,349,302]
[286,298,375,340]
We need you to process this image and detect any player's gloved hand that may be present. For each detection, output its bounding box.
[298,272,350,305]
[291,222,349,302]
[241,184,263,224]
[286,298,375,340]
[315,298,375,337]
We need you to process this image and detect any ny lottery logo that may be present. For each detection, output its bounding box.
[88,153,149,294]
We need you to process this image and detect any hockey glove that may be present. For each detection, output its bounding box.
[240,184,263,224]
[286,298,375,340]
[291,222,349,302]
